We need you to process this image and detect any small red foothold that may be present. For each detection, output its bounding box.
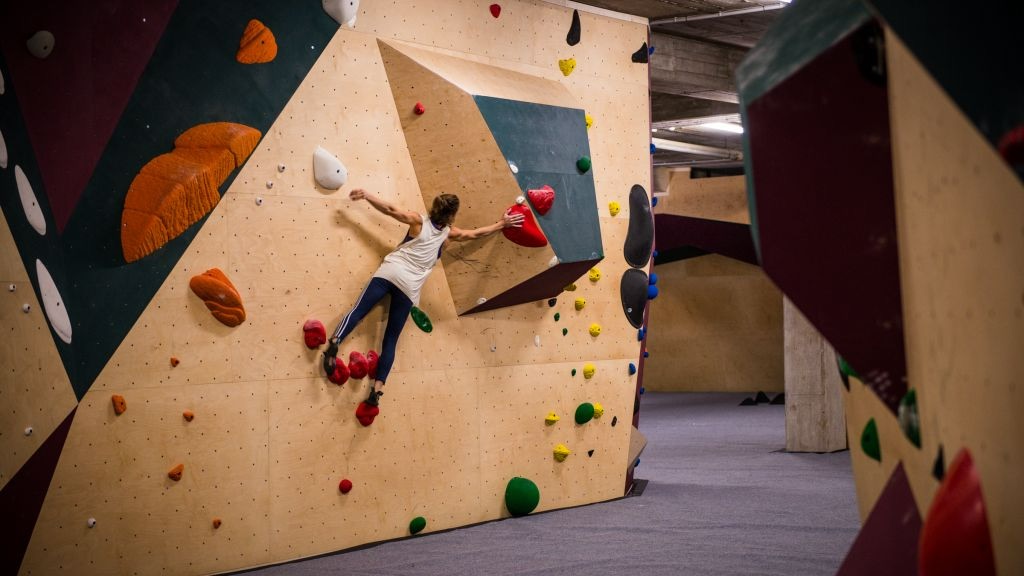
[367,350,379,380]
[355,402,379,426]
[182,410,194,422]
[490,4,501,18]
[327,360,349,385]
[168,463,184,481]
[339,478,353,493]
[303,319,326,349]
[527,185,555,215]
[170,356,180,367]
[212,517,222,529]
[414,102,426,115]
[349,351,369,379]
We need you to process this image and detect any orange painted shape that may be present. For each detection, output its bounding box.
[189,268,246,327]
[236,19,278,64]
[111,394,127,415]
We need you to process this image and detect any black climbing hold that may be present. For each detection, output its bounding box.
[739,397,757,406]
[548,298,557,307]
[620,269,648,329]
[631,42,649,63]
[611,416,618,427]
[770,393,785,405]
[566,9,581,46]
[624,184,654,268]
[932,445,945,481]
[587,449,594,457]
[754,391,771,404]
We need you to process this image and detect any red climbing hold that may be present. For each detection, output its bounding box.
[170,356,180,367]
[527,185,555,216]
[355,402,379,426]
[339,478,353,493]
[490,4,501,18]
[414,102,426,115]
[502,204,548,248]
[919,449,996,576]
[367,350,379,380]
[327,360,350,385]
[997,124,1024,167]
[348,351,369,379]
[303,319,326,349]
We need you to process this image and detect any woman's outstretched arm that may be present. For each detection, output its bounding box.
[448,208,524,242]
[350,188,422,226]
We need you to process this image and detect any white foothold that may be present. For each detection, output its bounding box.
[548,256,559,268]
[515,196,525,205]
[277,163,286,172]
[313,146,348,190]
[87,518,97,528]
[534,335,541,347]
[0,127,8,169]
[27,31,55,59]
[509,161,519,174]
[627,308,633,313]
[36,260,72,344]
[7,284,15,292]
[24,427,33,436]
[477,297,487,305]
[15,165,46,235]
[490,344,497,352]
[22,303,31,313]
[255,197,264,206]
[322,0,360,27]
[265,180,274,189]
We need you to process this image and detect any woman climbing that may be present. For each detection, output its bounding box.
[323,188,523,409]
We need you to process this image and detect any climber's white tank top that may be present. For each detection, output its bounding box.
[373,215,449,305]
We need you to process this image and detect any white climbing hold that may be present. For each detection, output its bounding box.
[515,196,525,205]
[15,166,46,235]
[277,163,286,172]
[0,127,8,169]
[534,335,541,347]
[323,0,360,27]
[22,303,31,313]
[548,256,559,268]
[27,31,55,59]
[255,197,264,206]
[24,427,33,436]
[36,259,72,344]
[477,297,487,305]
[8,284,15,292]
[265,180,274,189]
[87,518,97,528]
[508,161,519,174]
[313,146,347,190]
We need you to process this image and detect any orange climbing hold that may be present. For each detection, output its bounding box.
[236,19,277,64]
[168,463,184,481]
[189,268,246,327]
[170,356,180,367]
[121,122,261,263]
[182,410,195,422]
[212,517,222,529]
[111,394,127,415]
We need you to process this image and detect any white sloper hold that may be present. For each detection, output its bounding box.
[313,146,348,190]
[36,259,72,344]
[27,31,55,59]
[0,127,7,169]
[15,165,46,235]
[323,0,360,27]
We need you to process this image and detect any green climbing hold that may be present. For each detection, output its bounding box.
[571,368,577,377]
[575,402,595,424]
[504,477,541,517]
[897,389,921,448]
[409,516,427,534]
[838,355,859,379]
[554,312,560,321]
[861,418,881,462]
[410,306,433,333]
[562,328,568,336]
[576,156,591,173]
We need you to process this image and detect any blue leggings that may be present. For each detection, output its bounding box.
[331,277,412,384]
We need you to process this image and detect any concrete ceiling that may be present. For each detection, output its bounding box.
[573,0,789,168]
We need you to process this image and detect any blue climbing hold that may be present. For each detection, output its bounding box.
[647,285,659,299]
[649,143,656,154]
[628,363,636,375]
[648,273,658,285]
[637,328,645,341]
[652,249,659,258]
[643,350,649,358]
[651,196,658,207]
[640,386,645,395]
[648,45,655,55]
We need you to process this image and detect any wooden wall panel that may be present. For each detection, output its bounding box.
[659,170,750,224]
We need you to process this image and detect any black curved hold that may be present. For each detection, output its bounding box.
[631,42,649,64]
[620,268,648,328]
[566,9,581,46]
[624,184,653,268]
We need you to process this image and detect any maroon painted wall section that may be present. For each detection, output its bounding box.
[744,24,907,412]
[0,0,179,232]
[836,463,921,576]
[461,258,600,316]
[654,214,758,266]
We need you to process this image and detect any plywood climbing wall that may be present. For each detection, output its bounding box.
[841,31,1024,575]
[11,2,650,574]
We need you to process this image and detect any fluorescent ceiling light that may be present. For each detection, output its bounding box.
[703,122,744,134]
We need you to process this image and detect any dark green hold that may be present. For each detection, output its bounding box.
[576,156,591,173]
[562,328,568,336]
[504,477,541,517]
[571,368,577,377]
[409,516,427,534]
[861,418,881,462]
[897,389,921,448]
[554,313,560,321]
[837,355,859,379]
[575,402,595,424]
[410,306,433,333]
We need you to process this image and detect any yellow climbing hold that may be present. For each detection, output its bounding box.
[585,113,594,129]
[589,323,601,337]
[608,201,621,217]
[593,403,604,418]
[564,283,577,292]
[588,267,601,282]
[553,444,571,462]
[583,363,596,379]
[558,58,576,76]
[574,297,585,311]
[545,412,560,425]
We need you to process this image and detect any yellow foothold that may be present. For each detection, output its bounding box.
[545,412,560,425]
[585,113,594,129]
[583,363,596,379]
[558,58,576,76]
[553,444,571,462]
[589,323,601,337]
[564,283,577,292]
[593,403,604,418]
[608,201,620,217]
[574,297,585,311]
[588,267,601,282]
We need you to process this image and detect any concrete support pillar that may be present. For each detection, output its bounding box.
[783,297,847,452]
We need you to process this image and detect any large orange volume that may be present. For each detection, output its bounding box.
[189,268,246,327]
[121,122,261,263]
[236,19,278,64]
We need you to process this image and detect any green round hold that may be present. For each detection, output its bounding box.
[410,306,433,333]
[576,156,592,173]
[571,368,577,377]
[504,477,541,517]
[409,516,427,534]
[554,312,560,321]
[861,418,881,462]
[837,355,859,379]
[575,402,595,424]
[562,328,568,336]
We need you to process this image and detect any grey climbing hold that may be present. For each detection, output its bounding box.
[27,31,55,59]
